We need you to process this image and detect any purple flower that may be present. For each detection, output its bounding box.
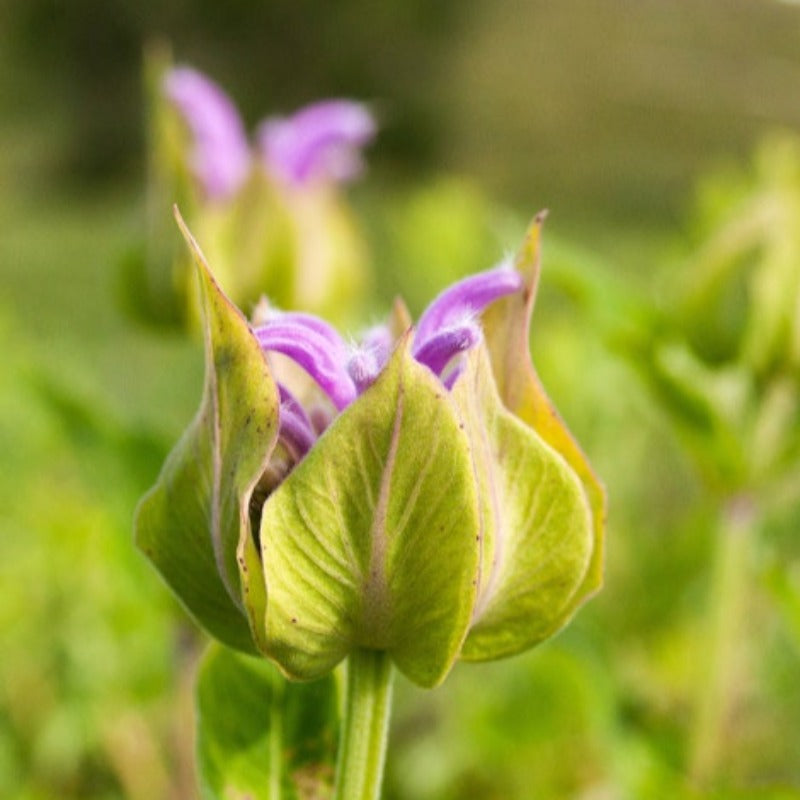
[164,66,376,197]
[253,262,523,456]
[257,100,376,186]
[163,67,252,201]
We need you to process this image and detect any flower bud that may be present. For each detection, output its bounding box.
[135,211,605,687]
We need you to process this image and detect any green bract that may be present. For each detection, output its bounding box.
[135,210,605,687]
[136,214,279,653]
[259,335,481,687]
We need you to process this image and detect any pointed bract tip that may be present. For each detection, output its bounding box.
[173,204,191,241]
[513,213,547,290]
[173,205,206,266]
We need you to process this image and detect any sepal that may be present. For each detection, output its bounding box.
[482,215,606,626]
[135,211,280,652]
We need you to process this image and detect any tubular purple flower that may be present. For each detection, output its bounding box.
[257,100,376,186]
[346,324,394,393]
[277,383,317,455]
[347,348,382,394]
[360,325,394,365]
[254,262,524,424]
[277,396,317,459]
[254,320,357,411]
[442,363,466,391]
[263,311,349,357]
[414,262,523,348]
[164,67,251,201]
[413,322,481,377]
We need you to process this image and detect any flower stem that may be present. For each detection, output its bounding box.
[268,668,284,800]
[333,648,394,800]
[689,494,757,787]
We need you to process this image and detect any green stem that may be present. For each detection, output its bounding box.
[268,669,284,800]
[333,649,394,800]
[689,494,757,787]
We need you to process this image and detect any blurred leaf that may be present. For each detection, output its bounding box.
[117,242,184,329]
[680,134,800,378]
[628,339,751,491]
[26,368,168,492]
[751,376,800,481]
[135,215,280,652]
[763,558,800,656]
[370,177,500,314]
[196,645,338,800]
[542,233,661,349]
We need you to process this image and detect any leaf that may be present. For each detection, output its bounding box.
[454,345,594,660]
[196,645,338,800]
[482,215,606,623]
[643,340,749,488]
[135,212,280,652]
[258,337,480,687]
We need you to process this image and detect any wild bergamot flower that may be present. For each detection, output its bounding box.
[164,66,375,200]
[135,211,605,688]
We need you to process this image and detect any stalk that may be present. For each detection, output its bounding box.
[689,494,757,787]
[268,668,284,800]
[333,649,394,800]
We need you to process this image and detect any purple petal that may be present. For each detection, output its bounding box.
[277,384,317,458]
[360,324,393,366]
[442,362,465,390]
[413,322,481,377]
[414,263,523,349]
[264,311,348,357]
[256,99,376,186]
[255,320,356,411]
[346,324,394,393]
[279,406,316,459]
[347,348,382,394]
[278,383,315,430]
[163,67,251,201]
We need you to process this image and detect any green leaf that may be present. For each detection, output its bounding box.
[454,345,594,660]
[135,213,280,652]
[196,645,338,800]
[643,340,749,488]
[482,215,606,623]
[258,337,480,687]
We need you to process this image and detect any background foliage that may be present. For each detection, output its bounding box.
[1,2,799,798]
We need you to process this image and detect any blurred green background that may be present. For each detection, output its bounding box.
[2,1,800,798]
